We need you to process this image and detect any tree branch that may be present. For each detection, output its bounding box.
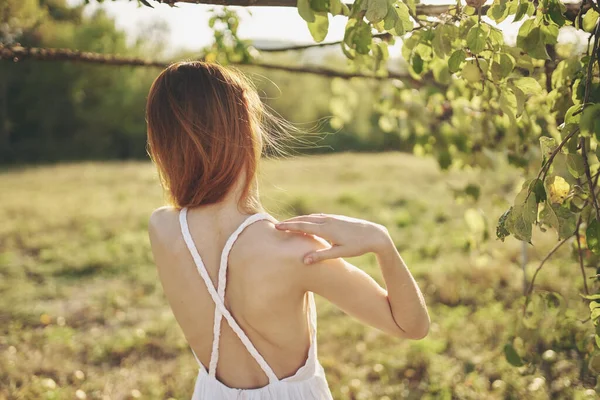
[247,61,425,84]
[586,0,600,14]
[146,0,586,22]
[0,44,429,86]
[523,235,572,315]
[583,21,600,105]
[0,45,168,67]
[576,215,590,295]
[257,33,391,52]
[581,137,600,219]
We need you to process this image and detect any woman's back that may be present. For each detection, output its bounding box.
[148,205,333,397]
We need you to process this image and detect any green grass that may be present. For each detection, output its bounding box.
[1,152,598,399]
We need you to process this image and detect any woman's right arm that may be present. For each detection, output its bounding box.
[275,214,430,340]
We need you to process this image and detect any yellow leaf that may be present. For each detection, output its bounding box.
[547,176,570,204]
[40,313,52,325]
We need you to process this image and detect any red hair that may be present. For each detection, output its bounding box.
[145,62,265,213]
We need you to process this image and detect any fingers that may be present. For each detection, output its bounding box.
[278,214,329,224]
[274,221,325,236]
[303,245,346,264]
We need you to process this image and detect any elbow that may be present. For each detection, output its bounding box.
[405,322,430,340]
[396,317,430,340]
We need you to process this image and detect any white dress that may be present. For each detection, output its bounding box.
[179,207,334,400]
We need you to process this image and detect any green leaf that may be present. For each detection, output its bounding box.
[566,153,585,178]
[500,89,518,121]
[517,19,550,60]
[487,0,509,23]
[517,18,534,43]
[587,219,600,254]
[504,343,524,366]
[583,9,600,33]
[582,294,600,300]
[488,26,505,49]
[491,53,515,81]
[308,13,329,42]
[512,77,542,95]
[514,183,538,224]
[506,207,532,242]
[547,0,566,26]
[539,136,557,160]
[466,24,489,54]
[448,49,466,73]
[465,183,481,201]
[581,104,600,140]
[353,21,372,54]
[462,61,481,83]
[497,208,512,241]
[572,78,585,103]
[365,0,388,23]
[309,0,330,12]
[412,53,424,74]
[541,23,559,45]
[437,149,452,169]
[431,58,451,84]
[513,85,525,116]
[590,352,600,372]
[530,179,547,203]
[432,25,453,58]
[298,0,316,22]
[514,0,529,22]
[540,202,560,235]
[395,2,413,34]
[383,5,399,30]
[552,58,582,88]
[463,5,476,15]
[565,104,582,125]
[329,0,345,15]
[504,184,536,243]
[401,31,420,59]
[553,204,577,239]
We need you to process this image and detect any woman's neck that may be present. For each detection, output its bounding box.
[193,173,262,218]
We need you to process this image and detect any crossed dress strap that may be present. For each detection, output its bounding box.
[179,207,280,383]
[209,211,279,378]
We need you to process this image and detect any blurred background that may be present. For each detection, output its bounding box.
[1,0,599,399]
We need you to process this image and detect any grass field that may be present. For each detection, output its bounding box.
[1,152,598,400]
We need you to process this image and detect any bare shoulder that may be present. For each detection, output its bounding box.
[149,205,178,227]
[235,219,334,296]
[241,217,329,266]
[148,206,181,252]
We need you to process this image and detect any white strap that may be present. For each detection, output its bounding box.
[179,207,279,383]
[209,212,278,377]
[306,291,318,360]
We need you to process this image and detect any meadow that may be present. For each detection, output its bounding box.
[0,152,598,399]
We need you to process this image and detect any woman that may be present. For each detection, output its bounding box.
[146,61,430,399]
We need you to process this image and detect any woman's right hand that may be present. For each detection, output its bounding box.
[274,213,393,264]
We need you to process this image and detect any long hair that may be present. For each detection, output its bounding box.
[146,61,266,213]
